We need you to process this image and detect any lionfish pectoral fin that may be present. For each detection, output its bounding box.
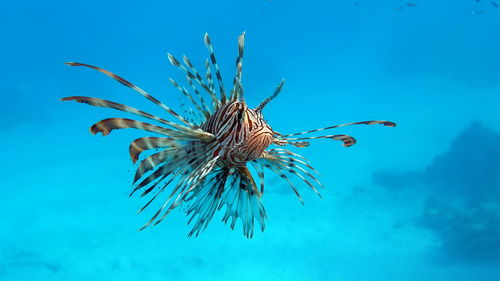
[274,133,354,147]
[185,168,227,237]
[89,118,179,137]
[250,160,265,194]
[277,120,396,147]
[60,96,191,131]
[65,62,194,127]
[221,166,267,238]
[258,149,324,202]
[277,139,310,148]
[281,120,396,138]
[237,166,261,197]
[89,118,214,142]
[259,158,304,205]
[185,165,267,238]
[137,145,220,231]
[128,137,179,163]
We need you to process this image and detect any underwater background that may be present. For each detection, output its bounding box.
[1,0,500,280]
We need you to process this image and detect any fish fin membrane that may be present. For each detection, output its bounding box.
[185,166,267,238]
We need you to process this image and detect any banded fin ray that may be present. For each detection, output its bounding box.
[231,31,245,101]
[135,142,219,230]
[261,161,304,204]
[182,54,218,114]
[204,33,227,104]
[169,77,209,121]
[250,160,265,194]
[281,120,397,137]
[260,151,322,199]
[65,62,193,127]
[134,142,209,184]
[167,53,213,97]
[91,118,214,140]
[129,137,180,164]
[219,166,266,238]
[186,165,267,239]
[186,77,212,118]
[281,134,357,147]
[151,154,220,228]
[255,79,285,112]
[131,141,217,197]
[204,59,219,108]
[61,96,193,132]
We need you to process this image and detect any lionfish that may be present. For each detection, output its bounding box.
[62,32,396,238]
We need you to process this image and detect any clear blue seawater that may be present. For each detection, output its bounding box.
[1,0,500,280]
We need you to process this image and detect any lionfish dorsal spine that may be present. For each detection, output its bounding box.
[255,78,285,112]
[168,77,208,123]
[231,31,245,101]
[204,59,219,109]
[204,33,227,104]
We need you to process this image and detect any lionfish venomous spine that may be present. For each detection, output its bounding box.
[62,32,396,238]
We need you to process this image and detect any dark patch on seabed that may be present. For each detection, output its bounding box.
[373,122,500,263]
[0,249,60,277]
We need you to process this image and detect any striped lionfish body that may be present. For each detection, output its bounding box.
[62,32,396,238]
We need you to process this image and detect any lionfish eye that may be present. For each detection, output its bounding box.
[237,108,244,121]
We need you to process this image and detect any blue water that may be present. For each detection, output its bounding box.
[2,0,500,280]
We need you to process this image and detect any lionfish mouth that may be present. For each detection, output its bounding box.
[62,32,396,238]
